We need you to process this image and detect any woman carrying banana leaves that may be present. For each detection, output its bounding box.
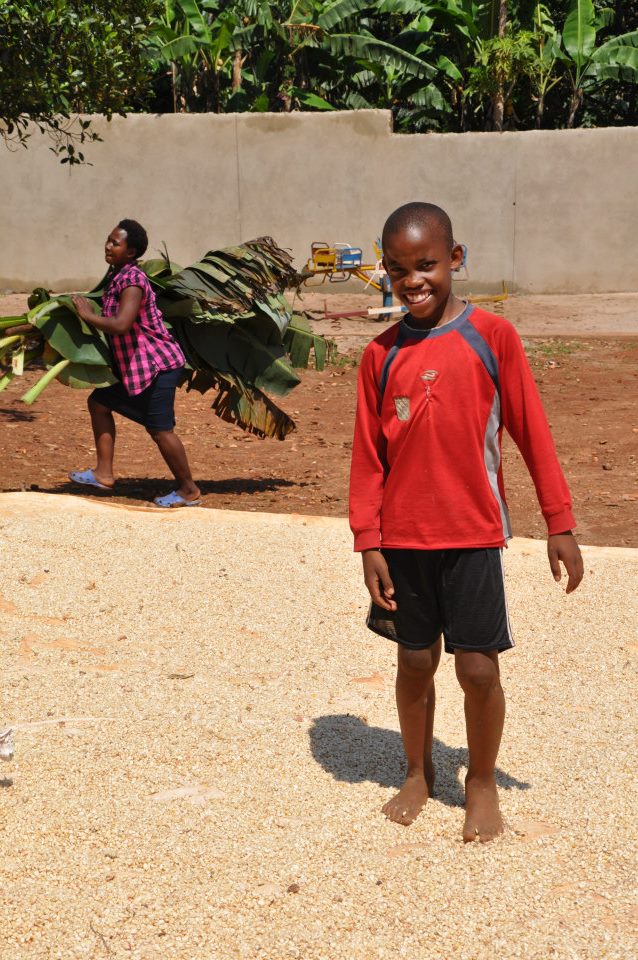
[70,219,201,508]
[0,230,331,504]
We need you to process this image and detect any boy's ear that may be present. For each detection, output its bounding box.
[450,243,465,271]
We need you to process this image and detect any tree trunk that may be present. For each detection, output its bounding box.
[492,89,505,131]
[171,62,178,114]
[567,87,583,128]
[212,69,220,113]
[536,92,545,129]
[232,49,243,92]
[491,0,508,131]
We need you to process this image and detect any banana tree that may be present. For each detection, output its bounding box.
[531,3,563,128]
[148,0,238,111]
[559,0,638,127]
[151,0,455,116]
[0,238,333,441]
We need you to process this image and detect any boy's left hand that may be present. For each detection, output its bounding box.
[547,532,584,594]
[72,295,97,322]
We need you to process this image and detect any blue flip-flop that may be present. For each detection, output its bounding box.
[154,490,202,508]
[69,469,112,491]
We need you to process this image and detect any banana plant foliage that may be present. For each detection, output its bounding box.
[0,237,333,439]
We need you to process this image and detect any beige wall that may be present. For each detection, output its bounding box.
[1,111,636,294]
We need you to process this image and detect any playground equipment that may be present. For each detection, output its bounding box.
[302,239,507,319]
[304,240,388,292]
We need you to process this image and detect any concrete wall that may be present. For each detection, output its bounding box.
[2,111,637,293]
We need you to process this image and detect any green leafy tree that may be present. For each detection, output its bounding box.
[558,0,638,126]
[8,0,634,153]
[530,3,563,127]
[0,0,159,163]
[148,0,478,128]
[466,25,538,129]
[148,0,239,112]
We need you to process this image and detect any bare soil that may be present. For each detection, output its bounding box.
[1,292,636,547]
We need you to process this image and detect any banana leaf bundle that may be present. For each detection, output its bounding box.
[0,237,334,440]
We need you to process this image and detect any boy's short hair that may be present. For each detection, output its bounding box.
[118,219,148,259]
[382,202,454,251]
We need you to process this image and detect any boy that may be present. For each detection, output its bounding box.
[349,202,583,842]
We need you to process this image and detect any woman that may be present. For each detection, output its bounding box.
[70,219,200,507]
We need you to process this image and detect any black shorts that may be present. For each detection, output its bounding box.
[367,547,514,655]
[90,367,185,432]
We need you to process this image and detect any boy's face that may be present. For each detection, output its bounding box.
[383,226,464,325]
[105,227,136,270]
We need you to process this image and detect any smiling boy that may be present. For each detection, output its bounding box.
[349,202,583,841]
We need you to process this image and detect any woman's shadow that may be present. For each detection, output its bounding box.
[310,714,530,808]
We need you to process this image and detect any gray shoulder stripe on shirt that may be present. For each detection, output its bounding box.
[455,317,500,392]
[379,327,407,397]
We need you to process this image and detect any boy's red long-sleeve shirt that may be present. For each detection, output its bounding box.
[349,304,575,552]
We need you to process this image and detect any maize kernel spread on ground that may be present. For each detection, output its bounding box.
[0,493,636,959]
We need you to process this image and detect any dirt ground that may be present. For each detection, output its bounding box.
[1,291,636,547]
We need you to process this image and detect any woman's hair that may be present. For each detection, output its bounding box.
[118,219,148,259]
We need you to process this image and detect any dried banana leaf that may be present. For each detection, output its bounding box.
[208,373,296,440]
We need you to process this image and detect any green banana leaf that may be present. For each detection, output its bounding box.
[234,309,288,348]
[0,335,22,361]
[27,288,52,309]
[0,370,15,392]
[56,363,117,389]
[182,317,300,396]
[284,314,335,371]
[589,31,638,81]
[29,299,112,366]
[22,359,72,405]
[563,0,596,67]
[227,328,300,397]
[0,316,29,330]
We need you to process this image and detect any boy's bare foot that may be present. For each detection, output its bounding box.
[463,775,503,843]
[382,765,434,826]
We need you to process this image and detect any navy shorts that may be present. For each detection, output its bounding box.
[90,367,185,432]
[367,548,514,655]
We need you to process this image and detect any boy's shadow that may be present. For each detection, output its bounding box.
[310,714,530,808]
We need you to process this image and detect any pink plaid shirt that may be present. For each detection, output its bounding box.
[102,263,185,396]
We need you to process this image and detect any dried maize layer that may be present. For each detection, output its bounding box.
[0,493,636,960]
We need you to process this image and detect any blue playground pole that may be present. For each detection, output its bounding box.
[378,273,393,320]
[382,274,393,308]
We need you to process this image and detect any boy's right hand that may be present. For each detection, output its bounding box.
[362,549,397,611]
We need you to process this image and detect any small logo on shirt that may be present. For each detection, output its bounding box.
[393,396,411,421]
[420,370,438,382]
